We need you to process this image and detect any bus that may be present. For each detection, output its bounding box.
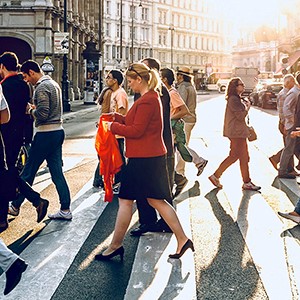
[206,72,232,92]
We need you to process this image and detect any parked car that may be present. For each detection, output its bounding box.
[257,82,283,109]
[249,86,260,106]
[249,80,272,106]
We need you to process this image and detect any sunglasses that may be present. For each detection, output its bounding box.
[128,65,143,78]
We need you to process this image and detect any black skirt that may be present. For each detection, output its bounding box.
[118,155,172,201]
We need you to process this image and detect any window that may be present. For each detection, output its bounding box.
[105,23,111,36]
[112,45,116,59]
[141,7,148,21]
[130,26,137,40]
[141,27,149,41]
[106,0,111,15]
[116,24,120,38]
[105,45,110,60]
[130,5,136,19]
[117,3,121,17]
[116,46,120,60]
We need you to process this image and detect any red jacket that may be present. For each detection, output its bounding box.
[111,90,166,158]
[95,114,123,202]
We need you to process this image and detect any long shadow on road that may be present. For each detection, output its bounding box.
[52,195,139,300]
[197,188,267,300]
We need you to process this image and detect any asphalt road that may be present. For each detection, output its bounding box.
[1,94,300,299]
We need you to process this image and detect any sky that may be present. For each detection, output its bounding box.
[220,0,284,30]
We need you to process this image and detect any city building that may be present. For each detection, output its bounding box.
[0,0,100,102]
[0,0,244,99]
[102,0,234,89]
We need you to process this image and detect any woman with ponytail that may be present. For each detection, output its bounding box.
[95,62,194,261]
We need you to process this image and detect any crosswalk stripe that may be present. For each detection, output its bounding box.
[125,197,196,300]
[0,180,106,299]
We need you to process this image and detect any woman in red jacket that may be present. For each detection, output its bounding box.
[95,63,193,261]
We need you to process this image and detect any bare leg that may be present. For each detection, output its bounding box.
[102,198,133,255]
[147,198,189,253]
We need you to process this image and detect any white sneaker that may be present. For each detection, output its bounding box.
[208,174,223,188]
[48,210,72,220]
[242,182,261,191]
[278,212,300,224]
[8,202,20,216]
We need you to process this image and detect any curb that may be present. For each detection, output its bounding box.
[62,105,98,122]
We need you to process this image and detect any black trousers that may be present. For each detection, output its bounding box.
[0,168,17,222]
[136,155,174,226]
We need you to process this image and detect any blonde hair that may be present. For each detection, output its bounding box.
[126,62,161,92]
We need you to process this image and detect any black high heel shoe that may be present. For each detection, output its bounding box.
[95,246,124,261]
[169,239,194,259]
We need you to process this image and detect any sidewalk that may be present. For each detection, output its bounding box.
[62,100,98,121]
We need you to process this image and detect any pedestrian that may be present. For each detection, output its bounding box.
[175,67,207,192]
[278,74,300,179]
[8,60,72,221]
[103,69,128,193]
[161,67,208,188]
[278,128,300,223]
[0,85,28,296]
[130,58,174,236]
[292,72,300,170]
[268,85,288,170]
[93,86,112,189]
[0,52,48,227]
[95,62,194,260]
[208,77,261,191]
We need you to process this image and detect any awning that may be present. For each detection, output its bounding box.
[275,50,300,75]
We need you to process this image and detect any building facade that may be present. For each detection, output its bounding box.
[0,0,235,98]
[102,0,234,78]
[0,0,100,101]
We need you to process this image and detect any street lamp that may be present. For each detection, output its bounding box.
[120,0,123,64]
[62,0,70,112]
[169,24,175,69]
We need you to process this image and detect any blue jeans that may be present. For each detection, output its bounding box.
[12,129,71,210]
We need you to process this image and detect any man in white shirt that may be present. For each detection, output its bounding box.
[104,70,128,191]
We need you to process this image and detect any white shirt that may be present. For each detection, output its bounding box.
[0,85,8,111]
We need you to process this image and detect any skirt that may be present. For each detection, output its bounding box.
[118,155,172,201]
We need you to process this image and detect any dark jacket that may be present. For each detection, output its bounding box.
[1,74,30,168]
[223,95,249,138]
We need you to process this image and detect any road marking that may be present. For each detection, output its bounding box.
[124,199,196,300]
[0,180,107,299]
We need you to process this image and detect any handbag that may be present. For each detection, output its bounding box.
[247,116,257,142]
[248,125,257,142]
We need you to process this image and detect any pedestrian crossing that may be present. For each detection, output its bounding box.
[1,143,300,298]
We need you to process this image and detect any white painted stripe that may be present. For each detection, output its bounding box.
[124,199,196,300]
[0,180,107,300]
[219,189,295,300]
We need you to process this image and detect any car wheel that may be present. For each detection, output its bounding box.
[219,86,226,93]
